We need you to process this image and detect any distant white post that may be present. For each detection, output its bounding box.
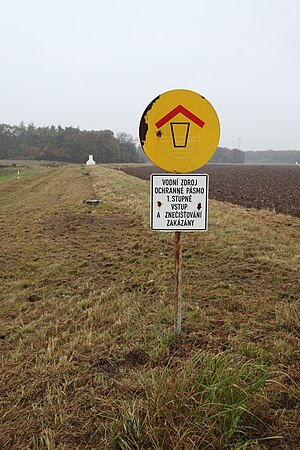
[86,155,96,165]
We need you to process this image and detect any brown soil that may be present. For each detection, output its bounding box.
[119,164,300,217]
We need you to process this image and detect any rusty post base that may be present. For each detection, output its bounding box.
[174,231,182,335]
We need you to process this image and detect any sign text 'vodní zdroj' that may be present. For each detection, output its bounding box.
[151,174,208,232]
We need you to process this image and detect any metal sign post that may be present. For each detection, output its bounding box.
[174,231,182,335]
[139,89,220,338]
[151,173,208,336]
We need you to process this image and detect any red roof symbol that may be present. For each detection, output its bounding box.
[155,105,205,129]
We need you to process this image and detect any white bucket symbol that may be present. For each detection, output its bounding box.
[170,122,190,147]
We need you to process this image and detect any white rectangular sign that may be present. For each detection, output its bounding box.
[151,174,209,232]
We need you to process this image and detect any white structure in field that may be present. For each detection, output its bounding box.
[86,155,96,165]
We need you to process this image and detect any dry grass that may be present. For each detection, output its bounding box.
[0,165,299,449]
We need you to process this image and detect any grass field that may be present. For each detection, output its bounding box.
[0,166,42,182]
[1,165,300,449]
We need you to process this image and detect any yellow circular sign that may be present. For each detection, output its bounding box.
[139,89,220,173]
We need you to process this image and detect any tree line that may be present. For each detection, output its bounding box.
[207,147,300,164]
[0,123,145,163]
[244,150,300,164]
[209,147,245,164]
[1,122,298,165]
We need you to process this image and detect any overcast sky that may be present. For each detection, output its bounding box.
[1,0,299,151]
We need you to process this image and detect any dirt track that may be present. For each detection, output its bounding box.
[119,164,300,217]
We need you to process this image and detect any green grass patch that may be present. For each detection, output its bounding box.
[110,352,279,449]
[0,167,42,182]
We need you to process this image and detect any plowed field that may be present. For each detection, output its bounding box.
[120,164,300,217]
